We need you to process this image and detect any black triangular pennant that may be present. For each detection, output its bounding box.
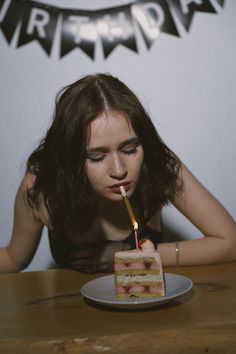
[0,0,5,13]
[168,0,216,32]
[214,0,226,7]
[132,0,179,49]
[17,1,58,56]
[60,8,96,59]
[0,0,25,43]
[96,4,138,58]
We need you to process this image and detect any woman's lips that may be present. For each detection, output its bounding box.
[109,183,130,194]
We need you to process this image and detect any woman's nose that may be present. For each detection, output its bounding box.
[109,154,127,180]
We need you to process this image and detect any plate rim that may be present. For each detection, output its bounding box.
[81,272,193,307]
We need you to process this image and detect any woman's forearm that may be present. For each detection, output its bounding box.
[158,235,236,267]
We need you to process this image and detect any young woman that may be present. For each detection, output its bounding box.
[0,73,236,273]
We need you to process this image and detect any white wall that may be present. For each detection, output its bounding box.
[0,0,235,271]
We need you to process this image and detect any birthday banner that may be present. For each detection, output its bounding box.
[0,0,226,59]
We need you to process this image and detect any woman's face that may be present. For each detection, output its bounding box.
[85,111,144,201]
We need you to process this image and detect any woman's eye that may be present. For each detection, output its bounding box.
[122,146,138,155]
[88,155,105,163]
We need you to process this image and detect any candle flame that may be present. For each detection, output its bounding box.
[134,221,138,231]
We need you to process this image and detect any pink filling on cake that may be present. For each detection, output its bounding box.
[149,286,163,293]
[115,262,160,271]
[116,285,163,294]
[150,263,160,270]
[116,286,129,294]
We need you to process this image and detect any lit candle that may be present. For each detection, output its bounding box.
[120,186,139,250]
[133,221,139,251]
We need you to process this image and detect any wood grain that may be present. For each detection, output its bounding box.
[0,263,236,353]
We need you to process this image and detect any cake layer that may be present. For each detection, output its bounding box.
[115,255,160,261]
[116,274,163,284]
[115,260,160,272]
[115,252,161,262]
[115,269,161,276]
[114,247,165,298]
[115,252,162,275]
[116,284,165,298]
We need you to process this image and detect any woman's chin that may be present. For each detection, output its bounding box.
[96,192,123,203]
[107,193,123,202]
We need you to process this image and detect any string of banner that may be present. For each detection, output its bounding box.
[0,0,226,60]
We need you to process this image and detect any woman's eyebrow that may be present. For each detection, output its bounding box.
[86,137,139,154]
[86,147,108,154]
[119,137,140,149]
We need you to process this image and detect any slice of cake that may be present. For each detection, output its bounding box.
[114,239,165,298]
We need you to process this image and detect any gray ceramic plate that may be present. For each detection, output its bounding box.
[81,273,193,309]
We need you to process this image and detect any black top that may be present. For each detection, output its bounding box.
[48,224,163,273]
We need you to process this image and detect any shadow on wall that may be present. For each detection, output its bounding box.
[47,261,59,269]
[163,222,184,242]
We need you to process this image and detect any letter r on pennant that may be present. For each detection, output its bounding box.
[27,8,50,38]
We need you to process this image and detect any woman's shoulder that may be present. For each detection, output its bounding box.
[21,172,36,190]
[19,173,52,228]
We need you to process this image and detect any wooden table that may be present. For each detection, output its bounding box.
[0,262,236,354]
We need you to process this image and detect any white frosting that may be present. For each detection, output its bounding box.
[141,239,155,252]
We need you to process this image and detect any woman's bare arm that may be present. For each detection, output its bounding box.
[159,163,236,266]
[0,175,44,272]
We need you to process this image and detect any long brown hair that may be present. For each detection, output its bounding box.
[27,73,181,235]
